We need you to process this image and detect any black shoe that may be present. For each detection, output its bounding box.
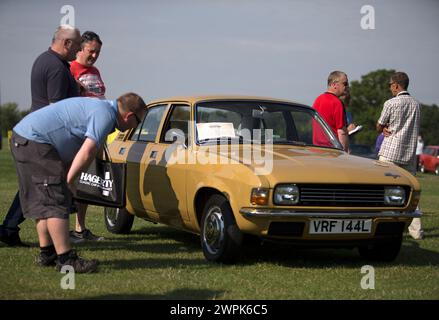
[0,232,29,247]
[70,229,105,243]
[36,252,58,266]
[56,250,98,273]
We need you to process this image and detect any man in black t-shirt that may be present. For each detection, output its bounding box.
[0,25,81,247]
[31,26,81,111]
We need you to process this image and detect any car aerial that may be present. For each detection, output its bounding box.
[419,145,439,175]
[104,95,421,263]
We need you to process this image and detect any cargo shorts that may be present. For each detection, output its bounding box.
[10,132,72,219]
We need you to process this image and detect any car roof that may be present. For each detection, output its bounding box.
[425,146,439,149]
[147,95,310,108]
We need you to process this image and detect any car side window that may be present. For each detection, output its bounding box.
[132,105,166,142]
[161,105,191,144]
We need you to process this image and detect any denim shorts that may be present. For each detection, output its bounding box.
[10,132,72,219]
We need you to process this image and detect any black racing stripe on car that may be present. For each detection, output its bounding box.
[126,142,149,211]
[126,142,148,162]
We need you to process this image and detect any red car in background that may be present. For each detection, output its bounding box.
[420,146,439,175]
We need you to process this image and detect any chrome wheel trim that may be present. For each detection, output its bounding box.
[202,205,225,255]
[106,208,120,227]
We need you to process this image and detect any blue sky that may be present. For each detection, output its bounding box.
[1,0,438,109]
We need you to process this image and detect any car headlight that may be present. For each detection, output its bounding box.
[274,184,300,205]
[384,186,406,206]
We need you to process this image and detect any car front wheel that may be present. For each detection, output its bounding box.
[358,236,402,261]
[435,166,439,175]
[200,195,242,263]
[104,207,134,234]
[420,164,425,173]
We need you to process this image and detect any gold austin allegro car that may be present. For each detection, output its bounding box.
[104,96,421,263]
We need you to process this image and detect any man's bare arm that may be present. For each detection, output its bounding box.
[337,127,349,152]
[67,138,98,188]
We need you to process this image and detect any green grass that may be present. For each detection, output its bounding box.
[0,138,438,300]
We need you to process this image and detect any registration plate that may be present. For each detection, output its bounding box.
[309,219,372,234]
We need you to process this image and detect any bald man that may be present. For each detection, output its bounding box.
[312,71,350,152]
[31,24,81,111]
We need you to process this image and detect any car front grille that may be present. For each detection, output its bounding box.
[298,184,405,207]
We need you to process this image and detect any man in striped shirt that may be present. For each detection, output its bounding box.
[376,71,423,240]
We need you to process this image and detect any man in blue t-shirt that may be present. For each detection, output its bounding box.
[0,25,81,247]
[10,93,146,273]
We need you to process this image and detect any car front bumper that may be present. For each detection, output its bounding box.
[239,208,422,218]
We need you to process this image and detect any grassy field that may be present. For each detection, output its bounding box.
[0,138,438,300]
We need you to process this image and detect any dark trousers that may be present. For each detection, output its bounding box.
[1,191,25,236]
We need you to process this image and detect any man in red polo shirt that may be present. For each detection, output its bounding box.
[312,71,350,152]
[70,31,105,99]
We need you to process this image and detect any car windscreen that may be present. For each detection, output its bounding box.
[195,101,342,149]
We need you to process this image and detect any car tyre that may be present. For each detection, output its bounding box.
[104,207,134,234]
[200,194,242,263]
[358,236,402,262]
[420,164,425,173]
[435,166,439,176]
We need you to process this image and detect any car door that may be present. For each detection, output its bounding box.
[123,104,168,220]
[142,104,191,225]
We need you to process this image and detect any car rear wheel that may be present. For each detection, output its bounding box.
[104,207,134,234]
[358,236,402,262]
[200,194,242,263]
[435,166,439,175]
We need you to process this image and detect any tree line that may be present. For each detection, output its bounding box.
[1,69,439,146]
[0,103,29,137]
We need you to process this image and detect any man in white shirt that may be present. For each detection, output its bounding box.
[376,71,423,240]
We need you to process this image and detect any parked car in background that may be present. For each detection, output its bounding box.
[420,146,439,175]
[349,144,376,159]
[103,96,421,263]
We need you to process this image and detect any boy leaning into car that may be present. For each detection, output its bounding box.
[10,93,146,272]
[0,25,81,247]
